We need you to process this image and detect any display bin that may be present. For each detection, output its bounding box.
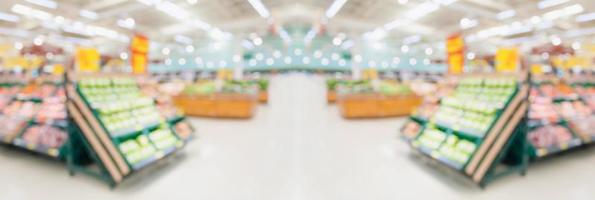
[327,90,337,103]
[338,93,422,118]
[258,90,268,104]
[172,93,258,118]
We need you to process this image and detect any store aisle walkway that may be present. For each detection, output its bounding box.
[1,73,595,200]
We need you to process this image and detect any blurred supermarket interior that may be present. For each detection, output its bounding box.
[0,0,594,199]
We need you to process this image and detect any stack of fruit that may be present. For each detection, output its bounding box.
[118,135,158,165]
[378,81,413,96]
[437,135,477,165]
[174,122,193,140]
[148,128,179,150]
[21,125,68,148]
[431,77,516,137]
[79,78,163,136]
[415,128,447,149]
[401,121,422,139]
[528,125,573,148]
[3,101,39,119]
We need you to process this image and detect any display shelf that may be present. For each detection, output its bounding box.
[110,121,161,139]
[12,138,62,158]
[403,73,531,188]
[65,73,196,187]
[411,142,465,171]
[531,138,582,158]
[131,144,180,171]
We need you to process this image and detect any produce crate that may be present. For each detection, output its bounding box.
[338,93,422,118]
[172,93,257,118]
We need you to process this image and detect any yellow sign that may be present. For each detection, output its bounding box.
[446,34,464,74]
[530,64,543,75]
[76,48,100,72]
[495,48,519,72]
[362,68,378,80]
[53,64,65,75]
[130,35,149,74]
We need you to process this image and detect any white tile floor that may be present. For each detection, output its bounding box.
[1,73,595,200]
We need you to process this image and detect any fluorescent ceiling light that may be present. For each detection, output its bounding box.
[460,18,478,29]
[576,12,595,22]
[497,10,516,20]
[117,18,135,29]
[80,10,98,20]
[0,12,20,22]
[0,27,31,38]
[543,4,584,21]
[403,35,421,44]
[248,0,270,18]
[25,0,57,9]
[156,1,190,20]
[405,2,439,20]
[325,0,348,18]
[11,4,53,21]
[175,35,193,44]
[537,0,569,10]
[384,19,406,30]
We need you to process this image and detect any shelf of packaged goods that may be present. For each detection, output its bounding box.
[411,142,465,171]
[31,119,68,129]
[130,143,182,171]
[110,121,162,139]
[533,137,582,158]
[12,138,62,158]
[527,119,564,129]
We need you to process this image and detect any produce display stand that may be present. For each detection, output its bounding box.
[0,75,69,160]
[338,93,422,118]
[172,93,258,118]
[405,72,531,188]
[64,73,193,187]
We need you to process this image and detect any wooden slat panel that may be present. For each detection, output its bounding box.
[465,85,528,175]
[472,102,528,182]
[68,103,123,183]
[67,85,131,175]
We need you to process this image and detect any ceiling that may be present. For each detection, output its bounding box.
[0,0,594,54]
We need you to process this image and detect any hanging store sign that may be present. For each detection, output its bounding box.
[76,47,100,72]
[495,48,519,72]
[130,34,149,74]
[446,34,464,74]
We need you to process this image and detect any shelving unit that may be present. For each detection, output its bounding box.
[527,75,594,158]
[0,75,69,159]
[404,72,531,187]
[65,73,194,187]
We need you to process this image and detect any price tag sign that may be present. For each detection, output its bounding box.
[496,48,519,72]
[560,143,569,150]
[26,143,37,150]
[130,34,150,74]
[537,148,548,157]
[48,148,59,157]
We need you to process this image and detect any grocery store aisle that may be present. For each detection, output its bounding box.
[2,73,595,200]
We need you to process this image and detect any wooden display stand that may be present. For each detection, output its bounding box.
[338,93,422,118]
[327,90,337,103]
[258,90,268,104]
[172,93,257,118]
